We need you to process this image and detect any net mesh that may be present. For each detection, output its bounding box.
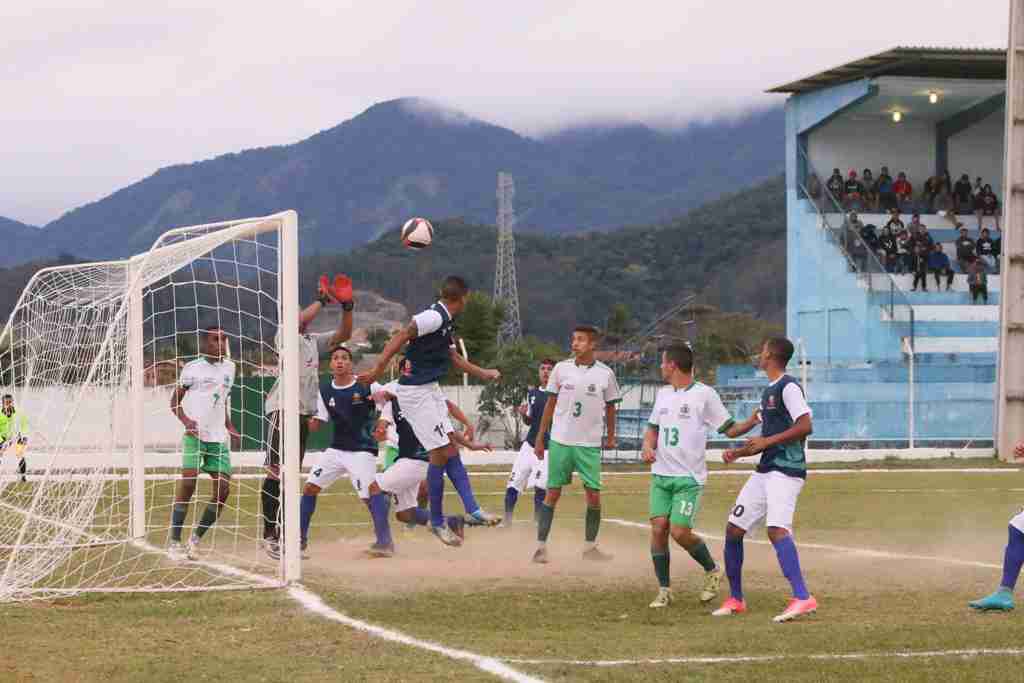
[0,214,295,601]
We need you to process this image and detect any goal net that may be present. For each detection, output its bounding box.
[0,211,301,601]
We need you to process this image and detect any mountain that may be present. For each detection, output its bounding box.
[37,98,783,263]
[0,216,55,267]
[302,175,786,341]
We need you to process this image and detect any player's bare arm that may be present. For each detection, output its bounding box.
[723,414,812,463]
[224,406,241,449]
[329,274,355,346]
[358,320,417,384]
[446,400,474,441]
[449,347,500,382]
[534,398,557,459]
[641,425,658,463]
[449,428,492,452]
[603,402,617,450]
[723,412,761,439]
[308,416,325,433]
[170,386,197,437]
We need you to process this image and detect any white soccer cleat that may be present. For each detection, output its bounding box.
[531,545,549,564]
[430,525,463,547]
[262,538,281,561]
[700,565,725,603]
[185,535,200,561]
[465,509,501,527]
[772,596,818,623]
[166,542,187,562]
[649,587,673,608]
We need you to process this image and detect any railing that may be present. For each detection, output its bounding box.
[798,148,915,352]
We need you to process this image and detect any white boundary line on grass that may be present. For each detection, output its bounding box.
[132,541,543,683]
[603,518,1003,570]
[502,648,1024,667]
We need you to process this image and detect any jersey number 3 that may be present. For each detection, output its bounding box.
[572,401,582,417]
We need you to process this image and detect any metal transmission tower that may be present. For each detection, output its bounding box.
[998,1,1024,461]
[494,172,523,346]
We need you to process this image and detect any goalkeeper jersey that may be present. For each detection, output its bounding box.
[0,409,28,441]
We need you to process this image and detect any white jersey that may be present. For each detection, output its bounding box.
[179,357,236,443]
[264,331,333,416]
[376,380,400,448]
[648,382,733,484]
[545,359,621,448]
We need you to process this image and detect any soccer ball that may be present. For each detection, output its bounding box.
[401,217,434,250]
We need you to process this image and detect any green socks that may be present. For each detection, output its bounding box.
[537,503,555,543]
[585,506,601,543]
[652,550,670,588]
[687,541,716,572]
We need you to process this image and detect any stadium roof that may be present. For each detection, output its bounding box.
[768,47,1006,94]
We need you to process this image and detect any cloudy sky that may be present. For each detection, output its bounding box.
[1,0,1009,225]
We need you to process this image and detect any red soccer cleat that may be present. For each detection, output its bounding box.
[711,596,747,616]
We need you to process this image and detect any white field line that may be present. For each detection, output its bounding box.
[503,648,1024,667]
[603,518,1003,570]
[131,541,544,683]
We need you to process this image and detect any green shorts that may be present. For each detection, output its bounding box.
[182,435,232,475]
[547,440,602,490]
[382,446,399,471]
[649,474,703,528]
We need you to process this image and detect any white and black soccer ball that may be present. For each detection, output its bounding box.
[400,217,434,250]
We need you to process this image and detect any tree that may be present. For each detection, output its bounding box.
[449,292,504,383]
[367,327,390,353]
[605,303,634,346]
[477,337,563,447]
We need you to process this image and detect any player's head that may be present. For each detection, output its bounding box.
[538,358,555,385]
[201,327,228,359]
[330,345,353,376]
[571,325,600,358]
[439,276,470,314]
[660,344,694,381]
[1,394,12,414]
[760,337,794,372]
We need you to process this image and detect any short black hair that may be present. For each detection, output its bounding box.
[663,344,694,373]
[764,337,795,366]
[540,358,556,367]
[573,324,601,340]
[440,276,469,301]
[331,345,353,360]
[1,394,11,401]
[201,326,224,337]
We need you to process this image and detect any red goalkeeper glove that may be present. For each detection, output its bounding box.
[334,274,354,308]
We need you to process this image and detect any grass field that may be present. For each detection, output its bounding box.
[2,459,1023,681]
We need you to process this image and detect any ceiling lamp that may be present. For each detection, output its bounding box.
[929,91,939,104]
[892,111,903,123]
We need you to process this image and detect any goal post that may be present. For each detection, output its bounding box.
[0,210,301,601]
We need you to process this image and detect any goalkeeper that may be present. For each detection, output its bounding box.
[260,274,354,560]
[0,394,29,483]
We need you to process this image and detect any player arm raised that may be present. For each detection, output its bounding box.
[358,320,417,384]
[170,386,198,437]
[328,274,354,347]
[449,345,500,382]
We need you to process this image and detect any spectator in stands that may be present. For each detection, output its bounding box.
[861,169,877,210]
[927,243,954,291]
[876,166,895,211]
[992,226,1003,270]
[954,173,974,214]
[894,172,913,212]
[826,168,845,201]
[967,257,989,304]
[955,225,976,273]
[859,222,879,255]
[911,242,930,291]
[845,216,868,272]
[974,176,985,197]
[977,227,998,273]
[806,172,822,208]
[884,207,905,233]
[976,184,1001,231]
[921,174,942,213]
[844,169,866,210]
[878,225,898,273]
[933,175,957,225]
[896,226,912,274]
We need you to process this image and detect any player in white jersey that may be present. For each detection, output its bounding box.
[642,344,755,608]
[167,327,240,561]
[532,325,620,563]
[260,274,353,559]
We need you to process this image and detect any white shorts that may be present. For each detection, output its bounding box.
[308,448,377,499]
[376,458,429,512]
[1011,509,1024,533]
[728,470,805,533]
[395,383,455,452]
[507,442,548,492]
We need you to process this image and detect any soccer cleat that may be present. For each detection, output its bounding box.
[649,587,673,608]
[532,545,549,564]
[431,524,463,547]
[447,515,466,541]
[185,535,200,561]
[167,542,187,562]
[969,589,1015,612]
[712,597,747,616]
[465,509,501,527]
[582,546,613,562]
[263,538,281,561]
[700,565,725,603]
[366,542,395,558]
[772,596,818,623]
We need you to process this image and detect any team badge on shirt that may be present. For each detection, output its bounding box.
[678,404,691,419]
[352,393,364,404]
[587,384,596,394]
[766,395,777,410]
[328,397,336,408]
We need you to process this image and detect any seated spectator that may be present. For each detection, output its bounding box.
[826,168,845,201]
[921,174,942,213]
[861,168,877,209]
[992,226,1002,267]
[911,242,930,291]
[845,220,868,272]
[976,184,1001,231]
[896,227,912,274]
[955,225,976,273]
[844,169,866,210]
[859,221,879,253]
[878,225,898,273]
[967,257,989,304]
[884,207,905,233]
[933,176,957,224]
[974,176,985,197]
[915,224,935,253]
[953,173,973,214]
[876,166,896,211]
[927,243,954,291]
[976,227,998,273]
[894,172,913,212]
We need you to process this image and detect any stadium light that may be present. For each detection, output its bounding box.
[929,91,939,104]
[892,111,903,123]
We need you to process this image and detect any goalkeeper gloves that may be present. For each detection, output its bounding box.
[334,274,354,311]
